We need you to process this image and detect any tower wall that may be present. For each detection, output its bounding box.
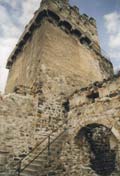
[5,0,113,94]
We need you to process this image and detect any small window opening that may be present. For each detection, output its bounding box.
[48,10,60,23]
[29,23,36,33]
[87,90,99,102]
[35,10,47,24]
[71,29,81,38]
[23,32,31,42]
[62,99,70,113]
[80,36,91,46]
[59,20,72,33]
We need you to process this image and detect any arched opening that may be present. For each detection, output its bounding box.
[62,99,70,113]
[80,36,91,46]
[7,59,13,69]
[86,89,99,102]
[29,23,36,33]
[71,29,82,38]
[14,48,21,56]
[23,32,31,42]
[35,10,48,24]
[47,10,60,24]
[59,20,72,33]
[75,123,117,175]
[11,55,16,62]
[18,40,25,48]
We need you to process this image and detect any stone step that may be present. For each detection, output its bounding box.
[26,161,64,173]
[20,167,64,176]
[0,173,7,176]
[29,149,49,158]
[19,131,66,176]
[20,172,39,176]
[21,156,48,171]
[21,170,48,176]
[50,143,62,147]
[22,168,37,176]
[32,157,48,165]
[19,173,28,176]
[27,163,41,170]
[28,145,62,160]
[29,151,47,159]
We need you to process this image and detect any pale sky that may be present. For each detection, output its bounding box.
[0,0,120,92]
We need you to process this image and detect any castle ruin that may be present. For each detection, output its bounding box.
[0,0,120,175]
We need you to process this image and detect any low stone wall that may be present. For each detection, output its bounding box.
[70,75,120,108]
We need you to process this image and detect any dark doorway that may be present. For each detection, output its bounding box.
[75,123,116,176]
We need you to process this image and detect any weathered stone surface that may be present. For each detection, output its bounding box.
[2,75,120,176]
[1,0,120,176]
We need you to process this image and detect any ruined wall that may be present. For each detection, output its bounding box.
[1,77,120,176]
[49,76,120,176]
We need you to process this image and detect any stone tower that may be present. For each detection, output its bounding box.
[5,0,113,96]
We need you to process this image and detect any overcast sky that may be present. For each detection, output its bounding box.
[0,0,120,92]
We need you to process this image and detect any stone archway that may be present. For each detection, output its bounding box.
[75,123,118,176]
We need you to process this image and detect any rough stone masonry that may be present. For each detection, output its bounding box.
[0,0,120,176]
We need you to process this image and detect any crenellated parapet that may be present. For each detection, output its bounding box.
[41,0,96,26]
[6,0,112,70]
[40,0,98,40]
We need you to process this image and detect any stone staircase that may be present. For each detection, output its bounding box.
[15,129,67,176]
[0,150,10,176]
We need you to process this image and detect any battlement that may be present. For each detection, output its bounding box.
[41,0,97,27]
[40,0,99,47]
